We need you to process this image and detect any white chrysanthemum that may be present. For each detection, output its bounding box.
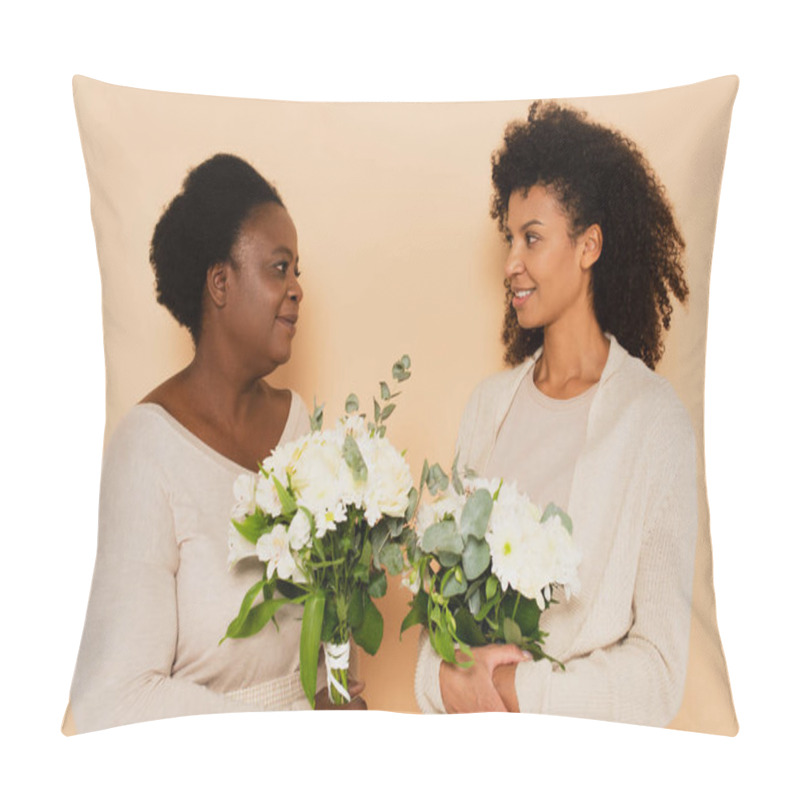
[227,522,257,566]
[256,524,303,581]
[486,485,579,609]
[291,433,351,516]
[360,436,413,525]
[463,475,503,500]
[288,509,312,550]
[314,501,348,538]
[231,473,257,521]
[539,514,582,598]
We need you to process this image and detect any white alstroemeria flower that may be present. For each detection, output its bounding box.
[227,522,258,566]
[231,473,257,521]
[288,509,312,550]
[254,472,285,517]
[256,525,302,581]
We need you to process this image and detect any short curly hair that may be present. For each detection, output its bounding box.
[150,153,284,342]
[491,101,687,369]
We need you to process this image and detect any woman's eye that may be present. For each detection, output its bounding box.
[526,233,539,245]
[273,261,289,275]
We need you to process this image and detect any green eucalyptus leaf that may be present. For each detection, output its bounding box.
[400,590,428,636]
[541,502,573,534]
[310,399,324,433]
[421,519,462,555]
[380,403,396,422]
[405,487,419,522]
[419,459,430,491]
[373,398,381,423]
[462,536,491,580]
[441,569,468,597]
[380,381,391,401]
[345,393,359,414]
[459,489,493,541]
[380,542,405,575]
[437,551,461,568]
[426,463,449,494]
[300,592,325,706]
[343,433,368,484]
[401,354,411,369]
[485,574,499,600]
[367,570,387,598]
[351,595,383,655]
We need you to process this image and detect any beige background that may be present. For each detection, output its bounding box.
[73,74,738,734]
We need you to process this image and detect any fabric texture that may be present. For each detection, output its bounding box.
[69,391,316,733]
[415,336,699,727]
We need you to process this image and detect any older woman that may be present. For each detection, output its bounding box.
[68,154,362,734]
[415,103,698,727]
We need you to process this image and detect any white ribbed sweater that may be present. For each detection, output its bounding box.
[70,392,315,733]
[415,336,698,726]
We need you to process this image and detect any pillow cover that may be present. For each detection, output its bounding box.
[66,74,738,735]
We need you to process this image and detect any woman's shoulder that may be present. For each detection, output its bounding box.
[465,360,533,409]
[609,348,695,446]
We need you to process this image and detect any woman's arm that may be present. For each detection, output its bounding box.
[498,411,699,726]
[69,418,255,733]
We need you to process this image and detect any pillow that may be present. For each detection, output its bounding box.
[66,74,738,735]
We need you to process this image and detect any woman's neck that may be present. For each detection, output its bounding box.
[535,315,609,400]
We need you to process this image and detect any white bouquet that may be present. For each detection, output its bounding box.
[222,357,416,706]
[402,461,581,666]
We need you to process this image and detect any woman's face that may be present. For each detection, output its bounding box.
[221,201,303,373]
[504,185,598,332]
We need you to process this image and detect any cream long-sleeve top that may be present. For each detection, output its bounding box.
[415,336,698,726]
[70,391,315,734]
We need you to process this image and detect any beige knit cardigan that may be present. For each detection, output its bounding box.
[415,336,698,726]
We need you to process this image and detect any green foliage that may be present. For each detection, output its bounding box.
[542,502,573,534]
[345,393,359,414]
[351,594,383,655]
[300,592,325,707]
[421,519,462,555]
[459,489,492,540]
[231,511,269,544]
[310,399,324,432]
[462,536,491,580]
[343,433,368,483]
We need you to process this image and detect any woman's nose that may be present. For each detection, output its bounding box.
[504,246,524,280]
[288,271,303,303]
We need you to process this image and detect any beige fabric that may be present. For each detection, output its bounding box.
[72,75,738,732]
[485,372,597,511]
[69,392,312,733]
[416,337,698,726]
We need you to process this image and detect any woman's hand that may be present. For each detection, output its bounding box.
[440,644,530,713]
[314,679,367,710]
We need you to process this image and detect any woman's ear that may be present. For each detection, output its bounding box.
[580,224,603,270]
[206,261,229,308]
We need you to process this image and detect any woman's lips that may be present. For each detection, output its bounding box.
[511,288,534,309]
[276,315,298,334]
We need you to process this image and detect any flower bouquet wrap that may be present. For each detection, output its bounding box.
[222,357,416,706]
[401,460,581,666]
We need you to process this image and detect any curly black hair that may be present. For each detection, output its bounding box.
[491,101,687,369]
[150,153,284,343]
